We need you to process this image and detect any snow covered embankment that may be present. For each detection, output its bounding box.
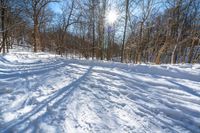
[0,52,200,133]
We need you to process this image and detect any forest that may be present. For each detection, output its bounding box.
[1,1,200,132]
[0,0,200,64]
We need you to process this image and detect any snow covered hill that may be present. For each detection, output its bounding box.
[0,52,200,133]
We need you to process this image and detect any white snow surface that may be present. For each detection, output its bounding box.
[0,51,200,133]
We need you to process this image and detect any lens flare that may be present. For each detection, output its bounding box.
[106,9,118,25]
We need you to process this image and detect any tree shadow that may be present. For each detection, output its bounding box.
[92,68,200,133]
[0,66,93,132]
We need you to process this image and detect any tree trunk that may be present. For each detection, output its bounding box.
[171,44,177,64]
[107,30,110,60]
[188,38,197,63]
[33,18,40,52]
[1,0,5,54]
[121,0,129,63]
[193,41,200,63]
[155,42,168,64]
[92,0,95,60]
[101,1,106,60]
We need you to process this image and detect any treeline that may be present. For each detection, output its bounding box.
[125,0,200,64]
[0,0,200,64]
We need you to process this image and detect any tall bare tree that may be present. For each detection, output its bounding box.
[22,0,58,52]
[121,0,129,63]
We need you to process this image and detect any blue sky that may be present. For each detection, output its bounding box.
[49,2,62,13]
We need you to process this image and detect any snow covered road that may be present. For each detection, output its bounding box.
[0,52,200,133]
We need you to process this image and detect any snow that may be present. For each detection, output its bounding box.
[0,51,200,133]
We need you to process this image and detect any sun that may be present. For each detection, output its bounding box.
[106,9,118,25]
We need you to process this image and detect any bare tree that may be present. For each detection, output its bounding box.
[22,0,58,52]
[0,0,6,53]
[121,0,129,63]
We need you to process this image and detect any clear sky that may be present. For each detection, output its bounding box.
[49,2,62,13]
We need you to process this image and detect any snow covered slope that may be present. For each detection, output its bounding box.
[0,52,200,133]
